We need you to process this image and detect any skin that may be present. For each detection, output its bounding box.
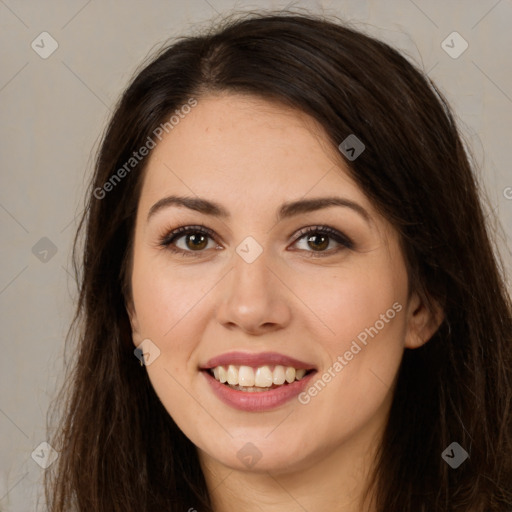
[127,93,442,512]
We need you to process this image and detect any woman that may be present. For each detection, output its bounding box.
[45,11,512,512]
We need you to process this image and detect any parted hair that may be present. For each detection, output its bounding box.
[45,11,512,512]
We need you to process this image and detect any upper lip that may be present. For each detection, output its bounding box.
[200,351,316,370]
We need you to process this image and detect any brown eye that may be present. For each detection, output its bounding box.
[305,233,329,251]
[185,233,208,251]
[291,225,353,257]
[160,225,219,257]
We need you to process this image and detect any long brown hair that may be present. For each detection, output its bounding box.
[45,11,512,511]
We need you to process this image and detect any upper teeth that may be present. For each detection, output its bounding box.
[211,365,307,387]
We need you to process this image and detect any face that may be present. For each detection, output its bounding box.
[127,93,439,475]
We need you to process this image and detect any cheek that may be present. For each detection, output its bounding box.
[130,252,216,341]
[292,258,408,407]
[293,257,407,350]
[130,258,210,427]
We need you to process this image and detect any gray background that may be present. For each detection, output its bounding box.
[1,0,511,510]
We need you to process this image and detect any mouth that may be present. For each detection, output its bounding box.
[199,351,317,410]
[204,364,315,392]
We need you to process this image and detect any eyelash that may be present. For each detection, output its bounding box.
[158,224,354,258]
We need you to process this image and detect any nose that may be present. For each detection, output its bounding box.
[214,249,292,336]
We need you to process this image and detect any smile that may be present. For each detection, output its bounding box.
[200,351,317,411]
[209,364,311,390]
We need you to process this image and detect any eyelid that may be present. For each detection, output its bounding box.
[290,225,353,248]
[157,225,221,257]
[159,224,218,245]
[158,224,353,257]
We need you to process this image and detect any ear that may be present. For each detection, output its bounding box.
[125,297,142,347]
[404,292,444,349]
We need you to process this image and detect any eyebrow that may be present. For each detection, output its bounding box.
[147,195,371,224]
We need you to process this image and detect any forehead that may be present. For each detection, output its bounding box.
[139,93,370,215]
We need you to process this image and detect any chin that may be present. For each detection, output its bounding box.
[200,430,317,474]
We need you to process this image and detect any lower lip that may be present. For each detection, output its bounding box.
[202,370,316,411]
